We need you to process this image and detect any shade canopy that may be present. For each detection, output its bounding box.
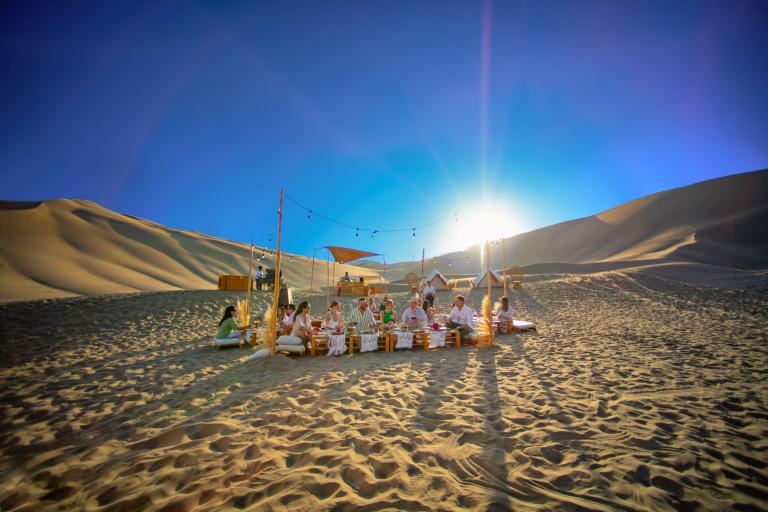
[324,246,379,264]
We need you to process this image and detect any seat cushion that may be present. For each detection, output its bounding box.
[276,344,306,354]
[276,335,303,345]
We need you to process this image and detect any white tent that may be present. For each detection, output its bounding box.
[425,269,451,290]
[473,269,503,288]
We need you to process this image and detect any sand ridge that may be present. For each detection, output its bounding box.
[1,270,767,510]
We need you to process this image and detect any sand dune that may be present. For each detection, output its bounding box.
[1,271,766,510]
[368,169,768,278]
[0,199,380,301]
[2,170,766,302]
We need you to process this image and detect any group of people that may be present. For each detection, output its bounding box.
[216,291,515,349]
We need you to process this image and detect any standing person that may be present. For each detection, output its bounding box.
[255,265,265,290]
[291,301,313,348]
[216,306,251,343]
[403,296,428,329]
[342,272,351,282]
[423,280,436,308]
[447,295,475,339]
[494,296,513,333]
[324,301,344,332]
[348,297,376,332]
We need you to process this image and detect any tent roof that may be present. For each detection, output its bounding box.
[474,269,503,286]
[425,269,449,283]
[325,246,379,264]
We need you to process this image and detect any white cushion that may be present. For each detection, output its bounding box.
[214,337,241,346]
[249,348,269,360]
[513,320,536,331]
[276,344,305,354]
[276,335,303,345]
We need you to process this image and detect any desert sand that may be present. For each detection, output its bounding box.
[1,266,767,511]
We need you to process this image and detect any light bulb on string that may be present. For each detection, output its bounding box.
[412,228,416,238]
[307,210,312,220]
[355,228,359,237]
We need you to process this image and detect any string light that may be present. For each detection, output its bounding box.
[284,193,455,236]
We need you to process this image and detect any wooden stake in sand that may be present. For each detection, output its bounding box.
[501,234,508,297]
[420,248,425,295]
[485,240,494,346]
[269,188,284,355]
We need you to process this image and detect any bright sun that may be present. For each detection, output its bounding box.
[447,202,526,251]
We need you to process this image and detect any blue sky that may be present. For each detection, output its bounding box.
[1,0,766,262]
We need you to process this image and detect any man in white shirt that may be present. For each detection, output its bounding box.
[447,295,474,338]
[348,297,376,331]
[423,280,436,308]
[255,266,265,290]
[402,296,428,329]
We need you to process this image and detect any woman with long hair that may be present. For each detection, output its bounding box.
[324,301,344,333]
[290,301,313,347]
[216,305,251,343]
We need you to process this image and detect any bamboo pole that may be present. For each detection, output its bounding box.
[420,248,425,296]
[326,250,330,309]
[310,249,315,291]
[269,189,284,355]
[247,240,254,341]
[501,234,508,296]
[383,255,387,296]
[486,239,494,346]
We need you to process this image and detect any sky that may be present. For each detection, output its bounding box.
[1,0,767,262]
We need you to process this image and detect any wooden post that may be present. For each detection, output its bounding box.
[486,239,494,346]
[332,261,336,296]
[420,248,425,296]
[501,234,508,296]
[269,189,284,355]
[383,255,387,295]
[310,249,316,291]
[326,250,330,309]
[247,240,254,345]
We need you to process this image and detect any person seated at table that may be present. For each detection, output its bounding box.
[348,297,376,332]
[494,296,513,333]
[447,295,475,339]
[216,305,251,343]
[324,301,344,332]
[402,296,428,329]
[342,272,351,282]
[289,301,313,348]
[379,297,389,313]
[426,306,437,323]
[281,303,296,335]
[381,299,396,325]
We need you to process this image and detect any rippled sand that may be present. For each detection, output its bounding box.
[1,270,767,511]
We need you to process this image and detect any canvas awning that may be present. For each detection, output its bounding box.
[324,246,379,264]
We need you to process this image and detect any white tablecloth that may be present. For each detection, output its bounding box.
[360,333,379,353]
[393,331,413,349]
[327,334,347,356]
[429,330,446,347]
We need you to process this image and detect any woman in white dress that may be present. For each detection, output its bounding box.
[291,301,313,347]
[324,301,344,333]
[494,296,513,333]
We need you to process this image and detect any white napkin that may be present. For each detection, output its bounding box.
[395,331,413,349]
[429,330,446,347]
[327,334,347,356]
[360,333,378,353]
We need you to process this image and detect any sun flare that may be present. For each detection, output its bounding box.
[448,202,526,251]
